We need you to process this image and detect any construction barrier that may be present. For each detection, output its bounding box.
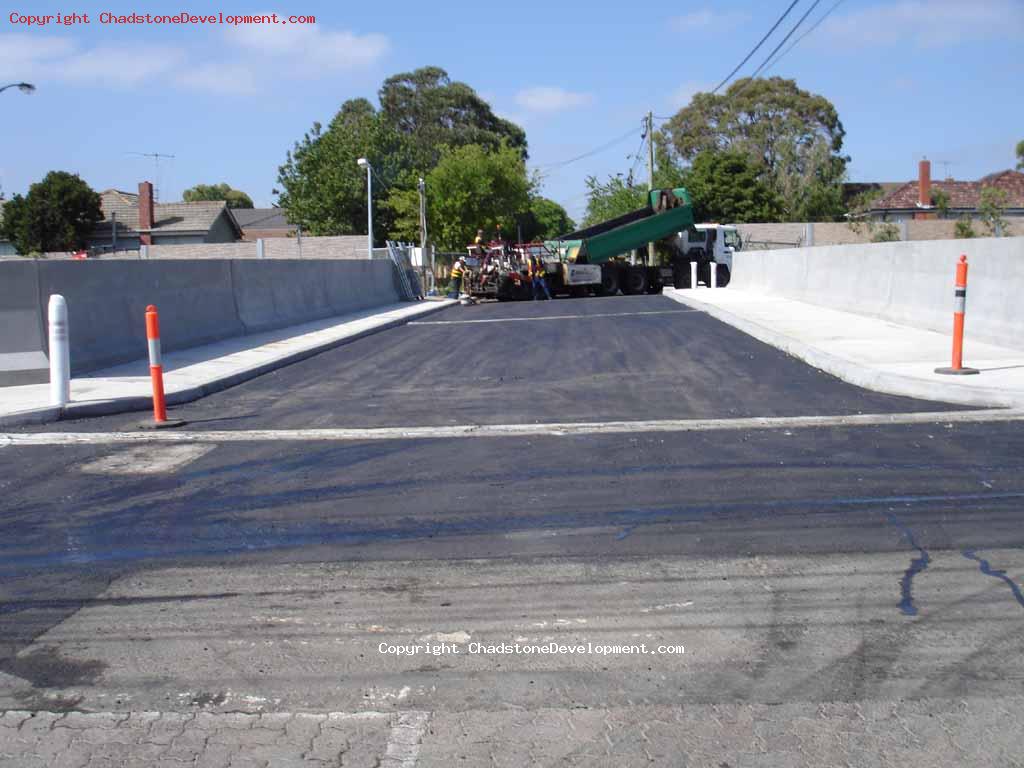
[0,258,406,382]
[935,255,979,375]
[728,237,1024,349]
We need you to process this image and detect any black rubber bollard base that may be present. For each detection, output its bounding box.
[934,366,980,376]
[138,418,188,430]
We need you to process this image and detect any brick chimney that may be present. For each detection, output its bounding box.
[918,159,931,208]
[138,181,154,245]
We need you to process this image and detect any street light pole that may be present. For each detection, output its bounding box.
[0,82,36,96]
[418,177,428,289]
[357,158,373,260]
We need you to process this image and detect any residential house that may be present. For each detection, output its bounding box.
[866,160,1024,222]
[0,181,240,255]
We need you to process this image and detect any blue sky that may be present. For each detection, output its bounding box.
[1,0,1022,222]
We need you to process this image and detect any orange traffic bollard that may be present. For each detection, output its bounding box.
[935,255,979,376]
[142,305,186,428]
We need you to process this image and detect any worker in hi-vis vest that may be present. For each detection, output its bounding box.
[531,255,551,301]
[448,257,465,299]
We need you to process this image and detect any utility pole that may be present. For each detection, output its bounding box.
[646,111,656,266]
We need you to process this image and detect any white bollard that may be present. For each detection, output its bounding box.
[710,261,718,289]
[689,261,698,289]
[48,294,70,407]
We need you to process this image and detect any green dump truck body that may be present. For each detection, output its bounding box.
[548,187,695,264]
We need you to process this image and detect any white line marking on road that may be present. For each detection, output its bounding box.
[2,409,1022,447]
[78,444,214,474]
[382,710,430,768]
[410,309,698,325]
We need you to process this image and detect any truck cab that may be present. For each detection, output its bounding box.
[673,224,740,287]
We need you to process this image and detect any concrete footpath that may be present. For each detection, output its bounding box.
[0,300,454,428]
[666,287,1024,408]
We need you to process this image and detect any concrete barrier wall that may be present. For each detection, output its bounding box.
[0,258,403,378]
[730,237,1024,349]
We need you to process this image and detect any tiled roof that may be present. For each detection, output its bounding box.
[871,170,1024,211]
[230,208,295,231]
[96,189,236,234]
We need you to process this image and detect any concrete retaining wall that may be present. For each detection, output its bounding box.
[0,258,403,380]
[730,237,1024,349]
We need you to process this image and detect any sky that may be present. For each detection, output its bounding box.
[1,0,1022,223]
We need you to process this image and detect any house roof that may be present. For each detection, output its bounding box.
[871,169,1024,211]
[229,207,296,231]
[96,189,239,235]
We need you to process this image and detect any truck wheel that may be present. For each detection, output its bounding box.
[672,263,691,289]
[716,264,731,288]
[597,266,619,296]
[622,267,648,295]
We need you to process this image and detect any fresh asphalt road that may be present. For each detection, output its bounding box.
[2,294,1023,766]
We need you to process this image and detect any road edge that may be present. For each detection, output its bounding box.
[0,300,455,429]
[664,289,1022,409]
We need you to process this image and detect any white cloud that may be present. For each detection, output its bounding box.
[515,87,594,112]
[671,9,750,30]
[223,15,389,72]
[816,0,1023,49]
[0,15,388,95]
[0,34,182,88]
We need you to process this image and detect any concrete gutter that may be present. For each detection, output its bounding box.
[0,300,455,428]
[665,288,1024,409]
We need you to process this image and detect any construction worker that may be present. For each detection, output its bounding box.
[473,229,486,255]
[531,255,552,301]
[448,256,465,299]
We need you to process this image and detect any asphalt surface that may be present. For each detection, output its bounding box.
[1,294,1022,766]
[16,294,968,434]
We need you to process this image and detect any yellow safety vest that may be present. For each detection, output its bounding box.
[451,262,464,278]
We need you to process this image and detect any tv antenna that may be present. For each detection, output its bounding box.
[126,152,176,201]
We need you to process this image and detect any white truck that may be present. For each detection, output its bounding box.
[672,223,741,288]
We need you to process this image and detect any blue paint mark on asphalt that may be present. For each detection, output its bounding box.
[615,525,637,541]
[886,513,931,616]
[962,549,1024,609]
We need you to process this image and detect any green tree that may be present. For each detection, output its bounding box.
[681,150,781,222]
[931,188,951,218]
[183,183,254,209]
[1016,139,1024,171]
[275,101,415,239]
[388,142,531,251]
[0,171,102,254]
[379,67,528,167]
[517,197,575,241]
[581,173,647,227]
[663,77,848,221]
[955,217,977,239]
[871,222,901,242]
[978,187,1009,236]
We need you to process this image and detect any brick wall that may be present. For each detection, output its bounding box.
[142,235,368,259]
[737,220,1024,249]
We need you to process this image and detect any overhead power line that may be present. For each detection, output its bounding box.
[537,124,643,171]
[711,0,802,94]
[760,0,848,74]
[740,0,824,88]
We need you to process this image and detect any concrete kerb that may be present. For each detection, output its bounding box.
[664,290,1023,409]
[0,300,456,429]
